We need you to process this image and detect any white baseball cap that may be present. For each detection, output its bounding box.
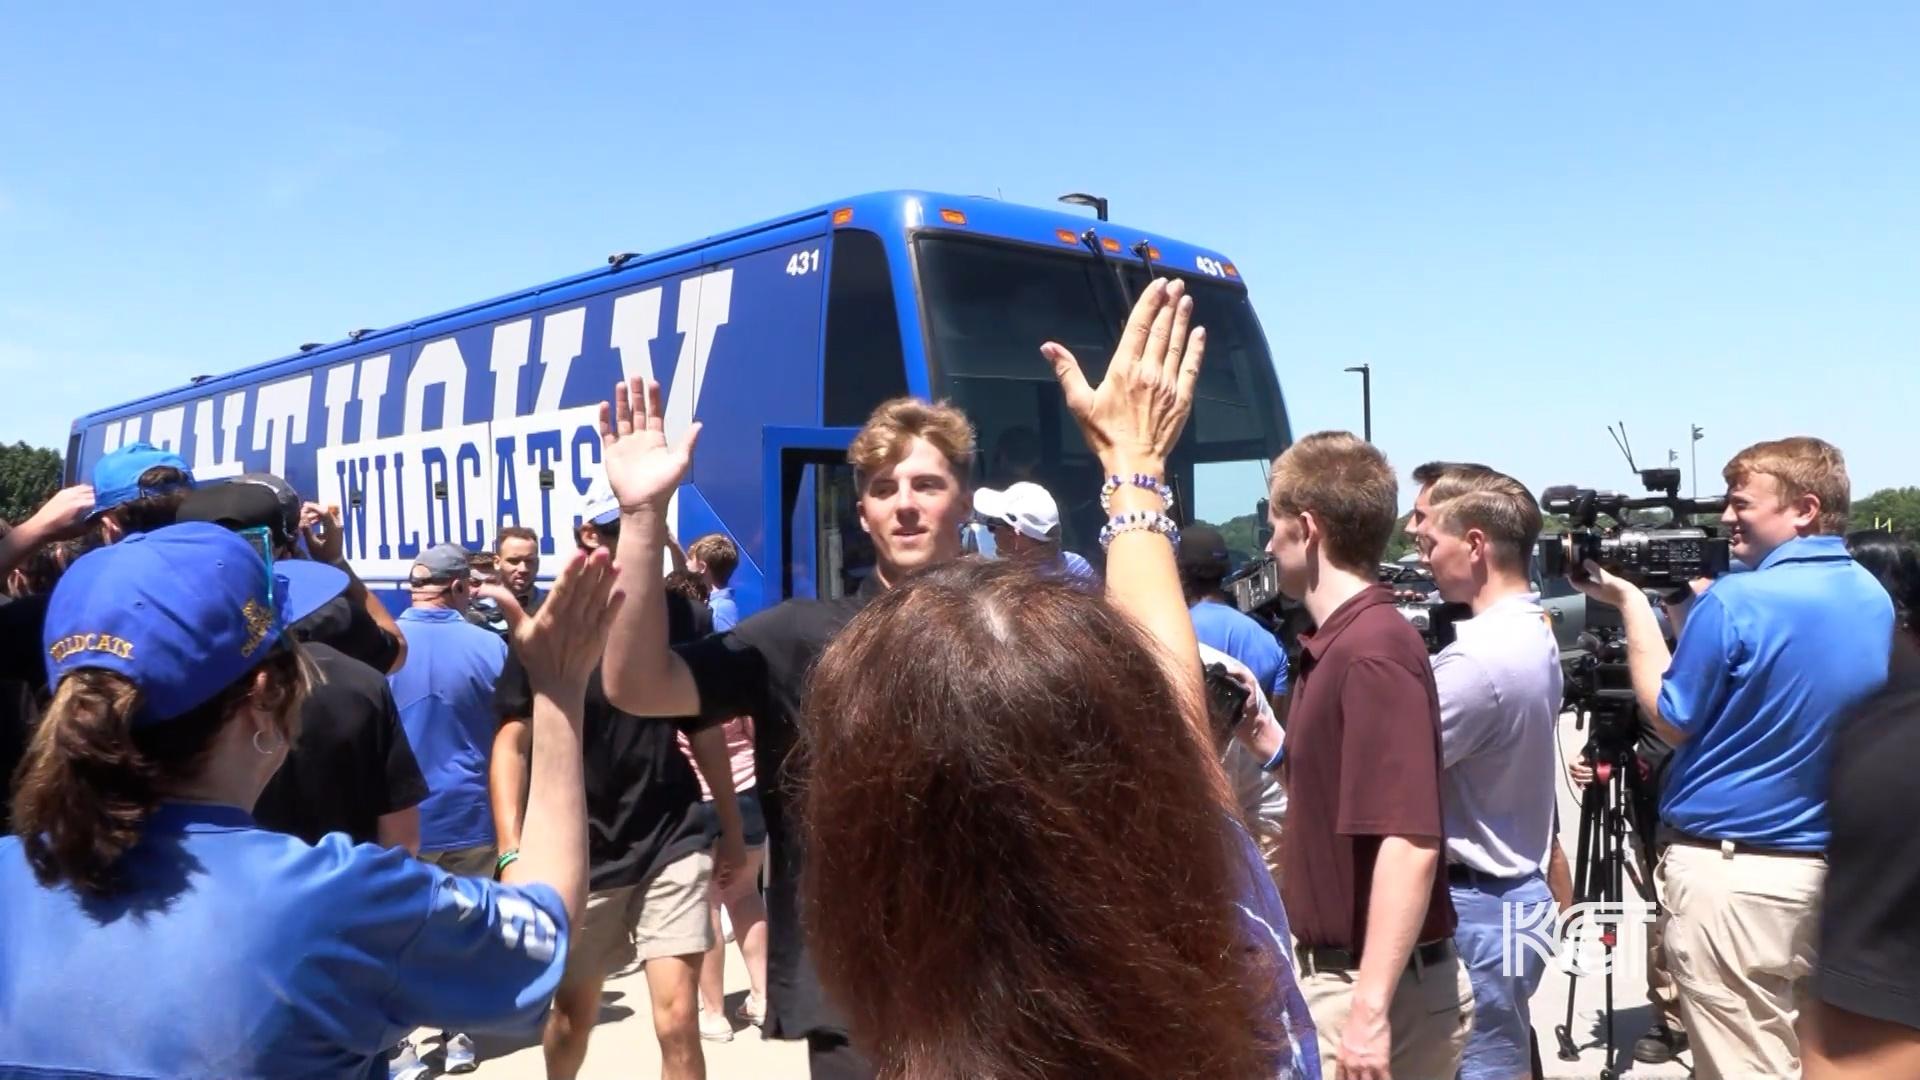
[973,482,1060,542]
[583,481,621,527]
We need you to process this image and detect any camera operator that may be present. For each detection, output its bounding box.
[1412,466,1562,1080]
[1570,436,1893,1080]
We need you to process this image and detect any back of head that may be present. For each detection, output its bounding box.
[1177,522,1233,600]
[687,534,739,586]
[1270,431,1399,572]
[799,558,1274,1080]
[1428,469,1543,574]
[1848,531,1920,642]
[90,444,197,541]
[13,524,327,896]
[1724,436,1851,535]
[663,568,710,606]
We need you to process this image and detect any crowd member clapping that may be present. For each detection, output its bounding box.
[799,279,1319,1079]
[0,522,617,1076]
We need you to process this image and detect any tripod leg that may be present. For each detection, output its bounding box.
[1556,776,1608,1062]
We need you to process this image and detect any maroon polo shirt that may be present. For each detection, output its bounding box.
[1279,584,1456,952]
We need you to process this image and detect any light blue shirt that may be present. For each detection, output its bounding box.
[709,586,740,632]
[1192,599,1290,698]
[1432,593,1563,876]
[391,607,509,852]
[1659,535,1894,849]
[0,804,567,1079]
[1056,550,1099,590]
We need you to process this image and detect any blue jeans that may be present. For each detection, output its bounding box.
[1452,871,1552,1080]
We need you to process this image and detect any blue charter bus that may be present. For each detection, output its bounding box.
[67,191,1292,616]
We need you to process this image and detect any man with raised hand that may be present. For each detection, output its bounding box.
[593,377,975,1079]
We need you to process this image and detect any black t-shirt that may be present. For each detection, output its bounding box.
[1817,646,1920,1030]
[675,574,881,1040]
[0,594,51,835]
[493,591,715,894]
[300,594,402,674]
[252,642,428,846]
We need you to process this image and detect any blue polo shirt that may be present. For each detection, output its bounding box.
[391,607,508,852]
[1659,535,1893,849]
[0,804,567,1078]
[1191,598,1290,698]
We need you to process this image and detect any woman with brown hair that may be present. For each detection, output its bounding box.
[799,279,1319,1079]
[1,521,617,1078]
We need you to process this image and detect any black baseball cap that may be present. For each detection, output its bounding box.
[1176,523,1232,582]
[175,474,302,549]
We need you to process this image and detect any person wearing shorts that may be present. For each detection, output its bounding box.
[491,527,744,1080]
[680,715,771,1040]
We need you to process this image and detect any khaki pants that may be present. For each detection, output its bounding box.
[1299,949,1474,1080]
[420,843,497,878]
[1657,842,1825,1080]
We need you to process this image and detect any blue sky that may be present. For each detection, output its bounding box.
[2,3,1915,511]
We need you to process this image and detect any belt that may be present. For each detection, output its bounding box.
[1446,863,1535,887]
[1294,938,1455,978]
[1663,830,1823,859]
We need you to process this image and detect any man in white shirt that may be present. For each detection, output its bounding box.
[1412,466,1563,1080]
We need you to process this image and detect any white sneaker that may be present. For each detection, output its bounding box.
[443,1032,478,1074]
[388,1042,429,1080]
[700,1009,735,1042]
[741,994,767,1027]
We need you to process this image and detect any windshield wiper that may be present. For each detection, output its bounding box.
[1131,238,1157,280]
[1079,227,1135,310]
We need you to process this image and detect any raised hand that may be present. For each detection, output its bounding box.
[482,547,623,699]
[24,485,96,543]
[298,503,344,565]
[597,376,701,515]
[1041,277,1206,475]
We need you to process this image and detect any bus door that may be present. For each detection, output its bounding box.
[761,426,867,602]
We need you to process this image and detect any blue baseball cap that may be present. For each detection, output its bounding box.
[44,522,349,726]
[91,442,196,517]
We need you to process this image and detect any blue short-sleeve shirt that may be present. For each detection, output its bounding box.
[1192,599,1290,698]
[1658,535,1893,849]
[0,804,568,1078]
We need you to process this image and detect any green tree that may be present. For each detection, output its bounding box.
[0,442,63,524]
[1852,487,1920,535]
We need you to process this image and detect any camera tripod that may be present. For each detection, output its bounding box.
[1553,694,1655,1080]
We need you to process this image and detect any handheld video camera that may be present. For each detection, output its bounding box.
[1537,467,1731,592]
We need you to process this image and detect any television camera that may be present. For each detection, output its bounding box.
[1537,466,1730,594]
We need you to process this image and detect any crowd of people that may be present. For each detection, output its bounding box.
[0,275,1916,1080]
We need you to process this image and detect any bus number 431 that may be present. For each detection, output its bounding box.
[786,249,822,276]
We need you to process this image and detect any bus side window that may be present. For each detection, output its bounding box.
[823,230,909,427]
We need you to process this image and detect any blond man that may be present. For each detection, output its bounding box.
[597,381,974,1079]
[1572,436,1893,1079]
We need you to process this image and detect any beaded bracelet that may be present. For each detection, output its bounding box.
[1099,473,1175,515]
[1099,510,1181,550]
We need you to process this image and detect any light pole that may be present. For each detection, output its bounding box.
[1058,192,1109,222]
[1344,364,1373,442]
[1690,424,1705,500]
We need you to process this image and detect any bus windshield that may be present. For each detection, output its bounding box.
[916,234,1291,572]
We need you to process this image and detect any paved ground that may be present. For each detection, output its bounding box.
[457,709,1692,1079]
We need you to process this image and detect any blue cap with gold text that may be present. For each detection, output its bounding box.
[43,522,348,725]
